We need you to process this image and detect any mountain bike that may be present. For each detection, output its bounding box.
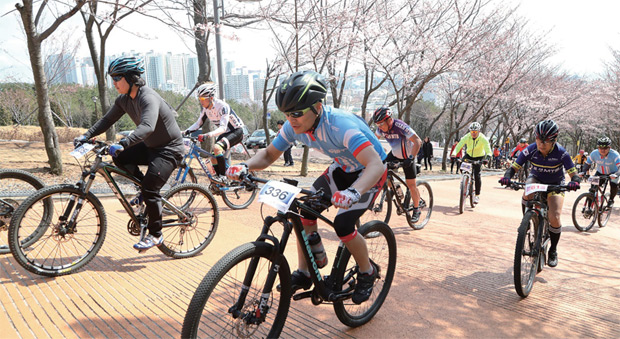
[458,160,482,214]
[503,181,576,298]
[572,174,614,231]
[0,169,47,254]
[358,162,433,230]
[168,137,258,209]
[181,174,397,338]
[8,140,219,277]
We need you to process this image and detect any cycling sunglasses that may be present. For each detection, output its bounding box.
[199,96,214,101]
[111,75,123,82]
[283,106,312,118]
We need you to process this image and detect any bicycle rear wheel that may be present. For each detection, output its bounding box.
[571,193,597,232]
[0,169,47,254]
[221,178,258,210]
[158,183,219,258]
[9,185,107,277]
[459,176,468,214]
[408,180,433,230]
[332,220,396,327]
[358,183,391,227]
[182,242,291,338]
[598,192,612,228]
[514,210,540,298]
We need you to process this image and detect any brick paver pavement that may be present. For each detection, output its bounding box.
[1,175,619,338]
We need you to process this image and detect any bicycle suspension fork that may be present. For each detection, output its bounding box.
[229,215,290,324]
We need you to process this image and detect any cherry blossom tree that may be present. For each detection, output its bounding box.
[15,0,87,174]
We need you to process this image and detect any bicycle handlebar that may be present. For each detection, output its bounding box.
[500,181,576,193]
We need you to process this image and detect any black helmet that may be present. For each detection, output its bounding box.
[108,56,144,76]
[519,138,527,144]
[275,70,327,113]
[373,107,392,124]
[534,120,558,141]
[597,136,612,148]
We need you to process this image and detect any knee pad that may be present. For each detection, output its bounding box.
[213,143,224,155]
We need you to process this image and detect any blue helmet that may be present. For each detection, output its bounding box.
[108,56,145,76]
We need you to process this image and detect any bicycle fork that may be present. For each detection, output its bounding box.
[228,216,287,325]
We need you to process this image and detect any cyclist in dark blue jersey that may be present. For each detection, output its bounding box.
[372,106,423,221]
[499,120,580,267]
[226,70,387,304]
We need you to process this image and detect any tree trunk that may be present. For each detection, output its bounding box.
[18,1,63,174]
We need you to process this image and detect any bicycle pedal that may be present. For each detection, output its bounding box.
[137,249,148,254]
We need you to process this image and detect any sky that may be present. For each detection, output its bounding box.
[1,0,620,82]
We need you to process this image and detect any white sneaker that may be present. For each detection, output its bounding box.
[474,195,480,204]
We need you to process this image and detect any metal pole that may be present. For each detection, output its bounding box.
[212,0,225,100]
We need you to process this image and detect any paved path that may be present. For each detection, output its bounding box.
[1,174,619,338]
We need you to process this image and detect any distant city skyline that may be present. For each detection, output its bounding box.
[3,0,620,84]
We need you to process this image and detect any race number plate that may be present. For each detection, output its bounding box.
[70,143,95,159]
[460,162,472,173]
[258,180,302,212]
[587,176,600,186]
[525,183,548,195]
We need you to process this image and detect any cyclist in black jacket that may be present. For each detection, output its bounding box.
[75,56,185,252]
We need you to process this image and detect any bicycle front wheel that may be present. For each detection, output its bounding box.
[469,177,475,208]
[333,220,397,327]
[358,183,392,227]
[0,169,47,254]
[598,192,612,228]
[182,241,292,339]
[159,183,219,258]
[459,176,468,214]
[8,185,107,277]
[571,193,597,232]
[408,180,433,230]
[513,210,540,298]
[221,179,258,210]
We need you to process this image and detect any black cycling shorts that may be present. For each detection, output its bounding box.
[301,162,387,239]
[385,152,416,179]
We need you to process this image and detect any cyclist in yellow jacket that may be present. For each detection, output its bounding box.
[451,122,492,204]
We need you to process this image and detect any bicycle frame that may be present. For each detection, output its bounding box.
[385,168,410,213]
[229,182,355,322]
[70,144,188,232]
[589,175,610,209]
[174,141,219,184]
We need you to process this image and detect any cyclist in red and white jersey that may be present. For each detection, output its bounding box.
[183,82,246,177]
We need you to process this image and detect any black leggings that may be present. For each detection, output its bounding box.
[301,163,387,239]
[113,142,182,237]
[463,154,483,195]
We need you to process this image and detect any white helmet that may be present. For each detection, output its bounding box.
[468,122,481,131]
[196,82,217,98]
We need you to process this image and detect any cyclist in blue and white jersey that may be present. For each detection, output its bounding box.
[499,120,581,268]
[580,136,620,207]
[226,70,387,305]
[372,106,423,221]
[183,82,246,177]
